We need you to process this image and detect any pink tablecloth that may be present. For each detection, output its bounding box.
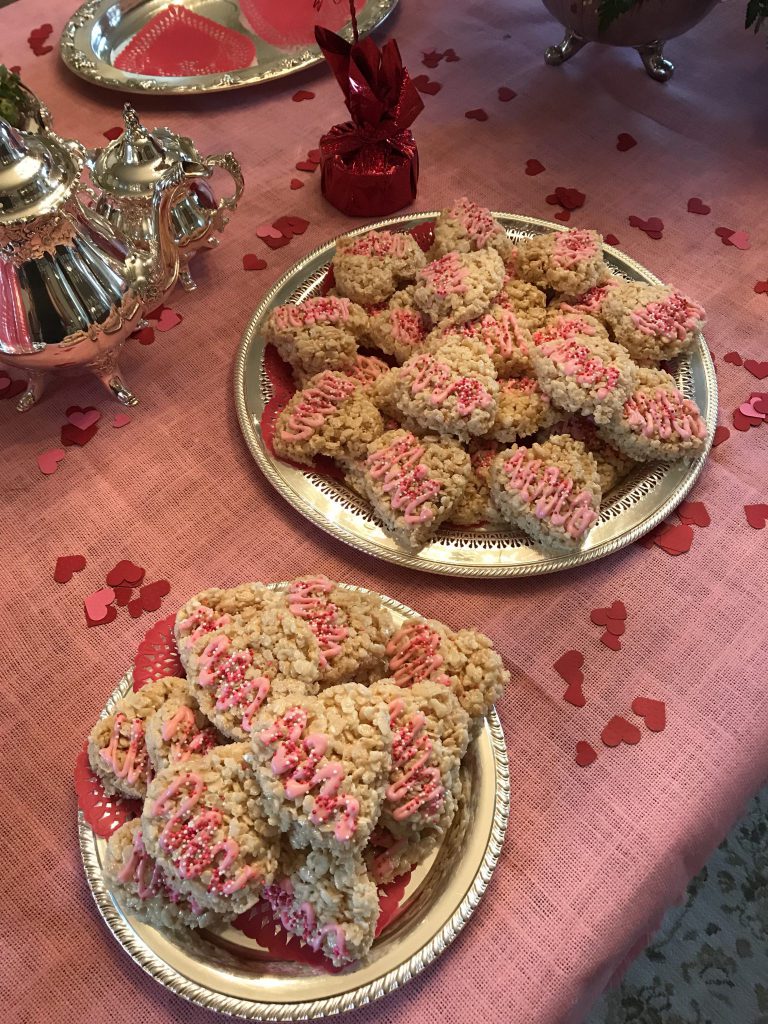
[2,2,767,1022]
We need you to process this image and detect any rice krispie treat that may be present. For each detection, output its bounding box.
[495,277,548,331]
[384,618,508,733]
[286,576,394,686]
[488,375,559,443]
[249,684,392,857]
[262,845,379,966]
[412,248,506,329]
[145,691,222,772]
[517,229,609,295]
[367,299,429,365]
[391,338,499,442]
[348,429,471,549]
[343,354,390,391]
[430,197,516,264]
[598,366,708,461]
[426,305,533,379]
[333,230,427,306]
[538,415,637,494]
[142,744,278,915]
[88,676,187,799]
[105,819,228,931]
[554,276,623,322]
[272,371,383,466]
[175,583,276,670]
[600,282,706,365]
[530,314,636,425]
[489,435,602,552]
[264,296,368,383]
[446,441,502,527]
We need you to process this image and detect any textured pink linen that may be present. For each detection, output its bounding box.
[1,3,767,1024]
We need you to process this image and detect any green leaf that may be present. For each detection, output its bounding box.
[597,0,642,33]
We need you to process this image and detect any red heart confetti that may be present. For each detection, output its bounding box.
[54,554,87,584]
[66,405,101,431]
[601,715,641,748]
[155,308,182,332]
[554,210,571,223]
[29,24,53,40]
[715,226,734,240]
[412,74,442,95]
[723,351,743,366]
[106,560,146,587]
[422,49,443,68]
[243,253,268,271]
[139,579,172,612]
[128,598,145,619]
[84,587,117,627]
[307,149,321,164]
[733,408,760,432]
[575,741,598,768]
[754,281,768,295]
[0,374,27,400]
[605,617,626,637]
[631,697,666,732]
[114,585,134,606]
[262,234,291,250]
[737,398,765,421]
[465,109,489,121]
[653,522,694,556]
[563,677,586,708]
[295,159,318,172]
[256,223,284,240]
[103,126,123,141]
[273,215,309,237]
[112,413,132,428]
[61,421,98,447]
[37,448,66,475]
[729,230,751,250]
[443,48,460,61]
[547,187,585,211]
[498,86,516,101]
[677,500,710,528]
[553,650,584,688]
[604,234,620,246]
[745,504,768,529]
[292,90,315,101]
[712,424,730,447]
[600,631,622,651]
[133,325,155,345]
[629,215,664,239]
[525,159,545,176]
[751,392,768,415]
[289,178,304,190]
[616,132,637,151]
[744,360,768,380]
[687,197,711,215]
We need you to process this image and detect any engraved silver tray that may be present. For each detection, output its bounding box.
[80,585,510,1019]
[60,0,398,95]
[235,212,717,578]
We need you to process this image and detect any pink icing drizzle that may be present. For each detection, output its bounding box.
[288,576,349,668]
[198,634,270,733]
[178,605,232,647]
[407,353,494,415]
[442,307,528,360]
[281,372,358,442]
[116,827,179,902]
[367,434,442,524]
[161,705,218,763]
[273,296,351,331]
[552,229,599,268]
[100,713,148,786]
[630,291,705,340]
[560,280,620,314]
[450,197,501,248]
[263,882,349,960]
[346,230,411,257]
[386,621,451,687]
[537,336,620,400]
[500,376,546,397]
[389,308,426,347]
[386,699,444,821]
[624,386,707,440]
[533,315,597,346]
[418,252,468,296]
[501,448,599,538]
[345,354,388,386]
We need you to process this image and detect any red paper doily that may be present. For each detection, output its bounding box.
[74,743,141,838]
[240,0,364,48]
[133,613,185,691]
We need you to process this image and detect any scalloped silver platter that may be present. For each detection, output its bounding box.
[60,0,398,95]
[235,212,717,578]
[80,584,510,1020]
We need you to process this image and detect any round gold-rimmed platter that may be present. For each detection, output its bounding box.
[60,0,398,95]
[80,584,510,1020]
[235,212,717,578]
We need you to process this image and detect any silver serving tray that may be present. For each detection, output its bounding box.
[60,0,398,95]
[80,585,510,1020]
[235,212,717,578]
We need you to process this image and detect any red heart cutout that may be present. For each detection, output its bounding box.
[751,392,768,414]
[289,178,304,190]
[677,500,710,528]
[745,504,768,529]
[114,585,134,606]
[31,44,53,56]
[715,226,734,239]
[563,679,586,708]
[139,579,172,611]
[525,159,545,176]
[629,215,664,237]
[631,697,666,732]
[61,422,98,447]
[723,351,743,366]
[103,126,123,141]
[555,187,585,210]
[273,215,309,237]
[54,554,87,584]
[605,618,625,637]
[498,86,516,101]
[575,741,597,767]
[262,235,291,250]
[712,424,730,447]
[600,631,622,651]
[106,559,146,587]
[653,523,694,556]
[84,587,117,627]
[243,253,267,271]
[590,607,609,626]
[744,360,768,380]
[465,108,489,121]
[554,210,571,223]
[0,375,27,399]
[443,48,460,61]
[256,223,283,240]
[295,160,317,172]
[733,408,760,432]
[729,230,750,250]
[155,308,182,332]
[616,132,637,151]
[608,600,627,620]
[66,406,101,431]
[29,24,53,39]
[128,597,145,619]
[422,49,443,68]
[307,149,321,164]
[553,650,584,687]
[601,715,641,748]
[604,234,620,246]
[134,326,155,345]
[738,398,766,421]
[37,448,66,475]
[292,89,315,101]
[687,197,711,215]
[412,75,442,95]
[754,281,768,295]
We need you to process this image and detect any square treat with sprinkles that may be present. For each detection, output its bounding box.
[600,281,706,365]
[264,296,368,384]
[517,229,609,295]
[333,230,427,305]
[412,248,505,329]
[430,197,516,264]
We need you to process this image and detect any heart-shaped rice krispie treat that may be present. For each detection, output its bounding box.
[272,370,383,466]
[262,844,379,966]
[495,277,548,331]
[552,276,623,323]
[430,197,516,264]
[597,366,708,461]
[538,414,637,494]
[141,744,278,915]
[88,676,188,799]
[105,819,230,931]
[347,429,471,549]
[446,441,503,527]
[600,281,706,365]
[286,576,394,686]
[264,296,368,384]
[367,292,430,364]
[249,684,392,857]
[391,338,499,442]
[412,248,506,329]
[175,583,277,671]
[517,229,609,295]
[145,691,223,772]
[333,230,427,305]
[488,375,560,443]
[426,304,534,379]
[490,434,602,552]
[530,313,636,425]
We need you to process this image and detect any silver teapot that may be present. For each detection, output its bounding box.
[90,105,244,292]
[0,118,210,411]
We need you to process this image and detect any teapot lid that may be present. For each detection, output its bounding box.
[0,119,82,224]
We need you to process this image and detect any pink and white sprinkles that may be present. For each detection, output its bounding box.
[345,354,388,386]
[386,620,451,687]
[345,230,413,258]
[198,634,271,732]
[117,826,190,905]
[367,434,443,525]
[448,308,529,359]
[161,705,218,763]
[501,375,546,397]
[418,251,468,297]
[386,699,444,821]
[560,280,620,315]
[388,307,426,348]
[281,371,358,442]
[259,707,359,841]
[552,229,599,269]
[272,296,351,331]
[150,771,261,896]
[537,336,620,400]
[263,879,348,960]
[501,448,599,539]
[100,713,149,786]
[288,576,349,668]
[451,196,502,248]
[177,604,232,651]
[406,353,495,415]
[624,386,707,440]
[631,291,705,340]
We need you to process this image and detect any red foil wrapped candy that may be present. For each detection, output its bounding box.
[315,26,424,217]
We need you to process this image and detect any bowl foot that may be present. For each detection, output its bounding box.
[545,30,587,66]
[16,370,46,412]
[637,40,674,82]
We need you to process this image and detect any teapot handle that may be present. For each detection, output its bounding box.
[204,152,244,213]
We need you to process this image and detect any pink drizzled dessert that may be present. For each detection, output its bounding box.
[552,229,600,268]
[500,448,599,538]
[624,386,707,440]
[345,230,412,258]
[262,879,349,960]
[500,376,547,397]
[388,307,426,348]
[367,434,442,525]
[449,197,503,249]
[345,354,388,386]
[418,252,468,297]
[150,771,262,896]
[198,634,271,732]
[471,443,499,475]
[406,353,494,416]
[259,707,359,841]
[117,826,180,903]
[537,336,620,400]
[560,279,620,315]
[386,699,444,821]
[442,308,528,359]
[100,713,149,786]
[631,291,705,340]
[272,296,352,331]
[161,704,219,763]
[281,372,358,442]
[177,605,232,648]
[386,621,451,687]
[533,315,597,346]
[368,827,407,882]
[288,576,349,668]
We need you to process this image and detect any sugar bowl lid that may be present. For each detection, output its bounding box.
[0,118,82,224]
[91,103,173,197]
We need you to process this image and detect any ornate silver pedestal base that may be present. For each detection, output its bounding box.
[544,32,674,81]
[13,359,138,412]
